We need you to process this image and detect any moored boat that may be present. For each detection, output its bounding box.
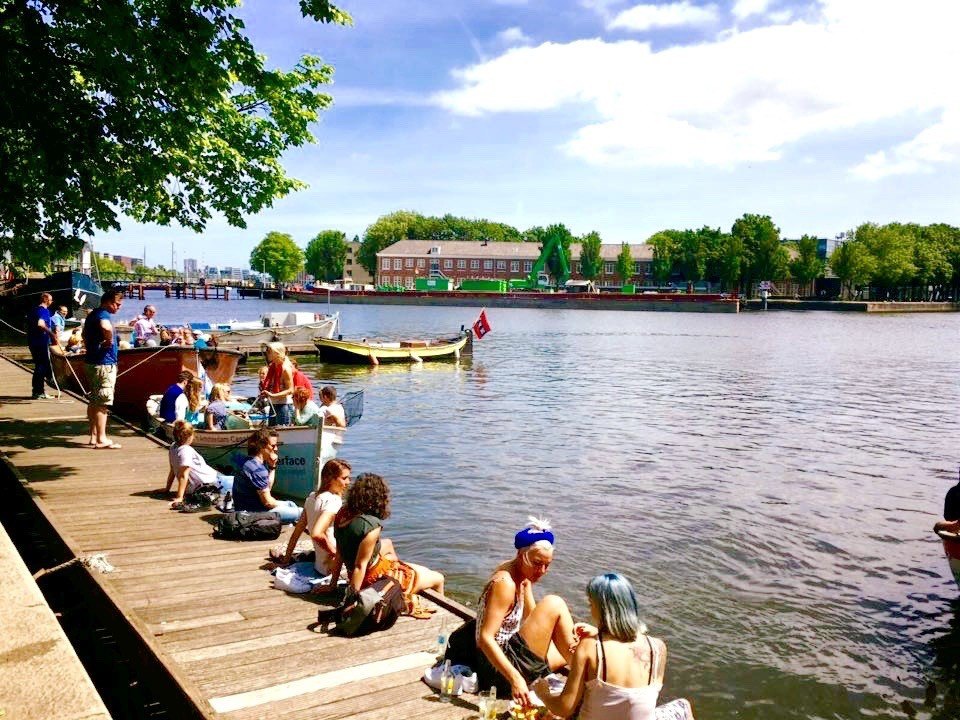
[0,271,102,323]
[50,344,243,420]
[314,331,471,365]
[187,311,339,348]
[146,391,362,500]
[936,528,960,589]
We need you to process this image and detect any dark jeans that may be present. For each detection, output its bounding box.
[269,402,293,427]
[29,343,51,397]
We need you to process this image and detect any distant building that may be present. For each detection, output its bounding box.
[375,240,653,289]
[344,241,374,285]
[98,252,142,272]
[183,258,198,276]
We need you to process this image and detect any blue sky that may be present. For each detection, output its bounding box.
[101,0,960,269]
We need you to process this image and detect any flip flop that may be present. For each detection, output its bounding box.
[93,442,122,450]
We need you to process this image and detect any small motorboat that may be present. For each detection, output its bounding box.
[50,344,243,420]
[936,527,960,589]
[146,390,363,500]
[188,311,339,348]
[314,331,471,365]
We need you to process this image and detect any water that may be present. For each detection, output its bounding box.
[145,296,960,719]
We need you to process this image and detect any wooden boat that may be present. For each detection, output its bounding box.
[187,311,339,348]
[936,528,960,589]
[49,344,242,420]
[146,392,361,500]
[314,331,471,365]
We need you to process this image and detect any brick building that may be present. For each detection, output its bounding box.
[375,240,654,288]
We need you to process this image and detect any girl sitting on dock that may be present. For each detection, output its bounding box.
[324,473,444,611]
[471,517,577,706]
[279,458,352,574]
[531,573,693,720]
[165,420,233,508]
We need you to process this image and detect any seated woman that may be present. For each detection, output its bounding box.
[164,420,233,507]
[292,386,323,427]
[473,518,576,705]
[280,458,351,574]
[184,376,206,426]
[205,383,231,429]
[324,473,444,603]
[532,573,693,720]
[232,428,302,524]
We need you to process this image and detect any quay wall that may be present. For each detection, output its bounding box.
[742,299,959,313]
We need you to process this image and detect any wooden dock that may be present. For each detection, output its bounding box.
[0,355,479,719]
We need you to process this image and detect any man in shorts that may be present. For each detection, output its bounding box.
[82,289,124,449]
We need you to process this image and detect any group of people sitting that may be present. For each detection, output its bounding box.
[129,304,215,348]
[156,341,346,432]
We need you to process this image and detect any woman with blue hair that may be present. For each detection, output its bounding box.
[471,517,577,707]
[532,572,693,719]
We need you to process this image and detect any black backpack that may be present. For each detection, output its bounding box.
[321,576,406,637]
[184,483,220,508]
[213,511,282,540]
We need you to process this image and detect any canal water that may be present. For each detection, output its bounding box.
[148,296,960,719]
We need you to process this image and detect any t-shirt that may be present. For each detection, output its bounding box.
[322,402,346,427]
[82,307,118,365]
[50,312,65,337]
[168,444,218,493]
[234,456,271,512]
[159,384,187,423]
[27,305,52,348]
[334,514,382,573]
[206,400,229,429]
[305,490,343,574]
[294,399,323,427]
[134,317,158,343]
[945,484,960,521]
[293,370,314,400]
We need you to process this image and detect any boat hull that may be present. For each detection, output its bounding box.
[50,345,242,420]
[206,318,338,347]
[148,416,343,501]
[314,334,469,364]
[938,530,960,589]
[1,271,103,320]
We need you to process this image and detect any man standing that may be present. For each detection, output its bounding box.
[232,428,302,523]
[82,289,123,449]
[27,292,58,399]
[133,305,160,347]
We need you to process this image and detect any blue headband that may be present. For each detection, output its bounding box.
[514,527,555,549]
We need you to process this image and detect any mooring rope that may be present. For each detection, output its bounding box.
[32,553,115,580]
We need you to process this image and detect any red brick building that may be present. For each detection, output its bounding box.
[375,240,654,288]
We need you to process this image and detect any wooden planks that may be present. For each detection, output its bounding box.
[0,355,477,719]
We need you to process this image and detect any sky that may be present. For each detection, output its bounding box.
[100,0,960,269]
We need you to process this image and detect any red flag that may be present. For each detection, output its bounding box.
[472,310,491,340]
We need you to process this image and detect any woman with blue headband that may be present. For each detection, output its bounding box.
[531,573,694,720]
[472,517,577,707]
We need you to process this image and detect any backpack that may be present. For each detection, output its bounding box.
[324,576,406,637]
[213,511,282,541]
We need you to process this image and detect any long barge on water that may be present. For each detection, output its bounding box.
[287,289,740,313]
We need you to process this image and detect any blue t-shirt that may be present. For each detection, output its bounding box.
[82,307,118,366]
[158,384,185,423]
[233,457,271,512]
[50,312,65,336]
[27,306,51,348]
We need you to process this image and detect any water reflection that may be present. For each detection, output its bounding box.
[144,298,960,719]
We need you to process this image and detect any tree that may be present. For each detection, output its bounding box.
[853,222,916,295]
[731,214,789,293]
[578,231,603,281]
[92,255,128,276]
[616,243,634,285]
[359,211,422,276]
[250,232,304,283]
[713,233,743,292]
[0,1,351,268]
[305,230,348,282]
[829,240,875,299]
[647,231,678,284]
[913,225,953,299]
[789,235,825,296]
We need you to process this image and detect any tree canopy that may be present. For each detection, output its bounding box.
[0,0,351,268]
[250,232,304,283]
[616,243,633,284]
[578,231,602,281]
[305,230,348,282]
[789,235,825,293]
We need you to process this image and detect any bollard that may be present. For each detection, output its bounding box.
[224,287,230,301]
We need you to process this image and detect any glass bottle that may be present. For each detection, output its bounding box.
[439,659,453,703]
[436,614,448,659]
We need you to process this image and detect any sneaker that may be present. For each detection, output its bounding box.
[32,393,54,400]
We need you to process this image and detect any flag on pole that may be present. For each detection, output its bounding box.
[472,309,491,340]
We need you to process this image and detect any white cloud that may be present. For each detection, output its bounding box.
[609,1,719,31]
[731,0,772,20]
[434,0,960,177]
[496,26,533,46]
